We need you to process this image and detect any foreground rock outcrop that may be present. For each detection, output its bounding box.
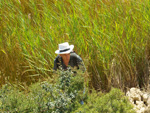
[126,88,150,113]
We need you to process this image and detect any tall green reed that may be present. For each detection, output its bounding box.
[0,0,150,91]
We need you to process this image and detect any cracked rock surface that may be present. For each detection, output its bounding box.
[126,87,150,113]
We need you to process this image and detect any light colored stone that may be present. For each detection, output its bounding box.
[140,107,146,113]
[143,93,149,102]
[126,91,130,96]
[136,103,146,111]
[127,97,134,104]
[136,101,144,106]
[130,88,138,93]
[132,94,141,101]
[139,91,144,96]
[144,106,150,113]
[128,88,141,101]
[126,87,150,113]
[141,107,146,113]
[147,97,150,105]
[126,91,130,95]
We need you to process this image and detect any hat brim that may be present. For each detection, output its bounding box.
[55,45,74,54]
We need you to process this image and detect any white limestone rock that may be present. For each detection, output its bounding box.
[140,107,146,113]
[136,101,144,107]
[147,96,150,105]
[126,87,150,113]
[144,106,150,113]
[143,93,149,102]
[129,88,141,101]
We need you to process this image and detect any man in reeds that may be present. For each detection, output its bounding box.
[53,42,85,73]
[53,42,86,105]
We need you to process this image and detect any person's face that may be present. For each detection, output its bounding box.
[59,53,70,62]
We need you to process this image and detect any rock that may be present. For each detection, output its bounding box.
[130,88,139,93]
[143,93,149,102]
[126,91,131,96]
[147,97,150,105]
[126,87,150,113]
[128,88,141,101]
[132,95,141,101]
[144,106,150,113]
[140,107,146,113]
[136,101,144,107]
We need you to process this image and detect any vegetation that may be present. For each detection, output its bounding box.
[1,0,150,91]
[0,71,85,112]
[0,71,135,112]
[75,88,135,113]
[1,0,149,112]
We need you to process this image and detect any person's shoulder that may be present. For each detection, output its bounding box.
[54,55,61,61]
[70,52,82,61]
[70,52,78,57]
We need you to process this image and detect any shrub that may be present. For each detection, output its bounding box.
[75,88,136,113]
[0,71,135,113]
[0,70,86,112]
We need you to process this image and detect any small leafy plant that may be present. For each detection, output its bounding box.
[75,88,135,113]
[0,70,86,112]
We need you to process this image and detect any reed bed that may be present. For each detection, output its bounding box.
[1,0,150,91]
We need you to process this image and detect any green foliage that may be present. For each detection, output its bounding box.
[0,0,150,92]
[0,71,135,113]
[0,71,86,112]
[75,88,136,113]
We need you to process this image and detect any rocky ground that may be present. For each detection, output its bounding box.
[126,65,150,113]
[126,87,150,113]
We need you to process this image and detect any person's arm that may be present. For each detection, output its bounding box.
[53,59,58,71]
[53,56,59,71]
[76,55,86,72]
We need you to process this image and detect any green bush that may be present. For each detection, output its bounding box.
[0,71,135,113]
[0,71,86,112]
[75,88,136,113]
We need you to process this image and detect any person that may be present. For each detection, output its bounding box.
[53,42,86,105]
[53,42,85,73]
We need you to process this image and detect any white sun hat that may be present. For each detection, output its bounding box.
[55,42,74,54]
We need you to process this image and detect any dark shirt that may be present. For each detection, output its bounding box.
[53,52,85,72]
